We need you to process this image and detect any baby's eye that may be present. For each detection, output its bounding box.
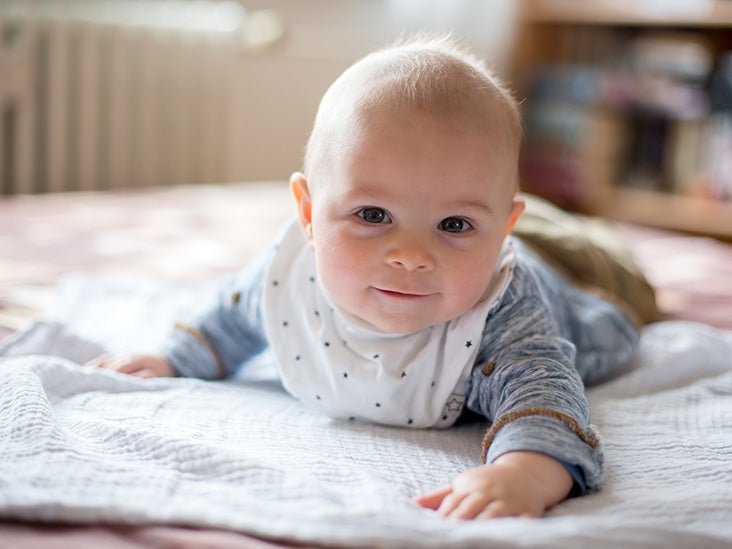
[358,207,391,224]
[439,217,472,233]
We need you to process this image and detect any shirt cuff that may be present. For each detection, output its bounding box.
[557,460,587,496]
[483,412,604,491]
[159,323,226,380]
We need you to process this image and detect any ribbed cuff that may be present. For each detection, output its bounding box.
[159,323,226,380]
[482,410,604,490]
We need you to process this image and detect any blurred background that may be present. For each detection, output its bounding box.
[0,0,731,238]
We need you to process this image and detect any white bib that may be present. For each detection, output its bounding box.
[262,220,515,428]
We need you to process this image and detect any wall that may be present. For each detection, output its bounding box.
[226,0,519,182]
[0,0,519,192]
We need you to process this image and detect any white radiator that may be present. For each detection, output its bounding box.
[0,1,246,194]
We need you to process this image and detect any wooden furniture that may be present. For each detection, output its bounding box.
[512,0,732,240]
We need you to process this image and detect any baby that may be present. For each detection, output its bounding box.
[93,36,640,520]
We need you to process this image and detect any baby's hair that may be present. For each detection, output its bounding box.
[303,34,522,189]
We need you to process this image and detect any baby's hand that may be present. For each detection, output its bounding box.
[87,354,176,378]
[414,451,573,520]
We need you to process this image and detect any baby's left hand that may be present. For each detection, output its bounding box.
[414,450,573,520]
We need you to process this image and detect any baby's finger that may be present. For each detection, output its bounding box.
[413,485,452,510]
[447,493,492,520]
[84,355,110,368]
[93,356,144,375]
[107,359,146,375]
[520,512,540,519]
[476,500,512,520]
[130,368,157,379]
[437,491,467,517]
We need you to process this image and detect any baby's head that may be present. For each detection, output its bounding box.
[291,35,525,334]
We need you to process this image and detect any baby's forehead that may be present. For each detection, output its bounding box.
[317,85,514,165]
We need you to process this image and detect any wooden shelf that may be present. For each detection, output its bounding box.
[603,188,732,240]
[520,0,732,28]
[514,0,732,240]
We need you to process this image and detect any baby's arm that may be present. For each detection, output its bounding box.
[90,249,274,380]
[415,451,572,519]
[417,271,610,520]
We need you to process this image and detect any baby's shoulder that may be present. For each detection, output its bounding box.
[500,237,557,301]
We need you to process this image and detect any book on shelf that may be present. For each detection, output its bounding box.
[520,30,732,209]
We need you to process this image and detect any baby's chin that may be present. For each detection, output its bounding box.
[356,312,451,336]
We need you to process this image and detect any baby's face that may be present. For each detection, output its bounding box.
[295,110,523,334]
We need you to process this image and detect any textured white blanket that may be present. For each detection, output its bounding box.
[1,276,731,548]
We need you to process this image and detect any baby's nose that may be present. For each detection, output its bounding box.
[385,233,435,272]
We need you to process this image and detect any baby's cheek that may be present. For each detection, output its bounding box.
[453,267,492,302]
[316,248,363,300]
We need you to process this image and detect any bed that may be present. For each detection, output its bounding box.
[1,181,731,549]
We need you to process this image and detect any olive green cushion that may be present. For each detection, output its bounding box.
[514,195,658,326]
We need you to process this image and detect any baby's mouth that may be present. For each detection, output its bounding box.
[373,287,431,299]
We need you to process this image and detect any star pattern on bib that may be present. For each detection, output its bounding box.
[446,397,463,412]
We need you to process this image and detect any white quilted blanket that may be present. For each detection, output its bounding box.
[1,275,731,548]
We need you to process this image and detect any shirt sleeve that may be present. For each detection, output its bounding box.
[465,271,606,492]
[158,250,272,379]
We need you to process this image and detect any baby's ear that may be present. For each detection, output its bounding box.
[504,196,525,237]
[290,172,314,248]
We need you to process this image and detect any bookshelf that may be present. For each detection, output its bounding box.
[512,0,732,240]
